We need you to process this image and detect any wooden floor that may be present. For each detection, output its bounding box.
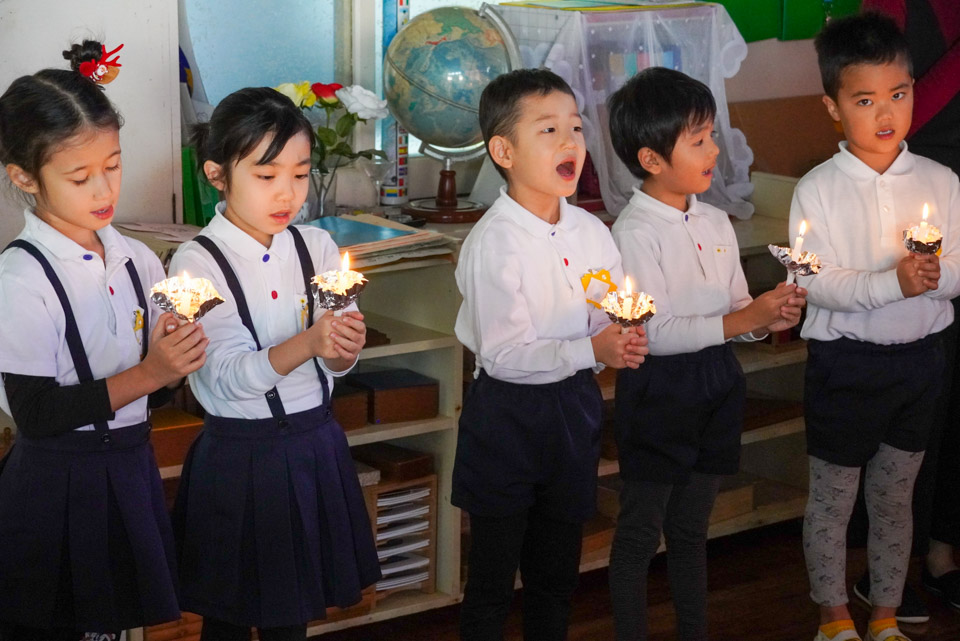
[323,520,960,641]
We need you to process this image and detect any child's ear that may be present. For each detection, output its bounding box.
[203,160,227,191]
[5,164,39,194]
[637,148,662,176]
[489,136,514,171]
[822,95,841,122]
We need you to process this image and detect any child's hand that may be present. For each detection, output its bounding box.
[306,311,340,360]
[915,253,940,291]
[746,283,797,330]
[766,285,807,333]
[898,254,934,297]
[330,311,367,362]
[591,324,648,369]
[142,313,208,386]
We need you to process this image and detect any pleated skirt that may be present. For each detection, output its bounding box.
[171,405,381,628]
[0,422,180,631]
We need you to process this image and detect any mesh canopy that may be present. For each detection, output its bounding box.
[493,3,754,218]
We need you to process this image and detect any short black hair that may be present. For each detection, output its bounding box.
[0,40,122,190]
[479,68,576,179]
[815,12,912,99]
[191,86,314,188]
[607,67,716,180]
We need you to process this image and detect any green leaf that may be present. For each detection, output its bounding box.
[315,127,338,148]
[331,141,355,158]
[335,113,356,138]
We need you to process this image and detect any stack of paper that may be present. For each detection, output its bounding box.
[374,483,434,593]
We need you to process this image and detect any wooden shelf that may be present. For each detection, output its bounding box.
[741,416,805,445]
[305,590,461,635]
[345,415,456,447]
[733,341,807,374]
[578,476,806,573]
[360,312,460,360]
[598,457,620,477]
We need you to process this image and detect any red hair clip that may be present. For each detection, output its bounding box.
[79,43,124,84]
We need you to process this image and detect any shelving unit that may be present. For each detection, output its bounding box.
[305,260,464,637]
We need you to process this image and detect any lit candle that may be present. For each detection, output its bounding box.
[621,276,634,321]
[919,204,929,243]
[792,220,807,262]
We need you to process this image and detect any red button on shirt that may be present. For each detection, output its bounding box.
[271,290,278,300]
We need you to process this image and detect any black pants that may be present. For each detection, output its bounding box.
[608,473,721,641]
[460,510,583,641]
[200,619,307,641]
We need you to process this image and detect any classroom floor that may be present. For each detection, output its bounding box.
[323,520,960,641]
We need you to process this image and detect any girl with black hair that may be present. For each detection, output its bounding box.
[169,86,380,641]
[0,40,209,640]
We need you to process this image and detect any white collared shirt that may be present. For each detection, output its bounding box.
[171,206,357,419]
[612,189,757,356]
[455,188,621,384]
[790,142,960,344]
[0,210,166,429]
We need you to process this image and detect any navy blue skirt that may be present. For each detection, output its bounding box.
[0,422,180,631]
[172,405,381,628]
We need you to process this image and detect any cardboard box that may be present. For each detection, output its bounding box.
[149,407,203,469]
[346,369,439,424]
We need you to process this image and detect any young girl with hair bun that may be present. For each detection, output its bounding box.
[0,40,208,641]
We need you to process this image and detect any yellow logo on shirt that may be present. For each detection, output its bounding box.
[581,269,617,309]
[133,309,144,345]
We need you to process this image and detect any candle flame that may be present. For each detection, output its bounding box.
[923,204,929,222]
[182,271,190,280]
[341,251,350,272]
[624,276,632,295]
[799,220,807,236]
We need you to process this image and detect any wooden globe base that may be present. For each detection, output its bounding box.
[402,167,487,224]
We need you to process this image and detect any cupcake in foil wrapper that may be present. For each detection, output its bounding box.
[600,290,656,329]
[903,226,942,255]
[310,270,368,312]
[150,276,225,322]
[768,244,822,277]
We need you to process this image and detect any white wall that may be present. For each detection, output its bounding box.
[0,0,180,247]
[725,37,823,103]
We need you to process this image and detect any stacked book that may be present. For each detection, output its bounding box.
[308,214,455,269]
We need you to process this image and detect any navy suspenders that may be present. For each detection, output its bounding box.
[193,227,330,426]
[3,240,149,439]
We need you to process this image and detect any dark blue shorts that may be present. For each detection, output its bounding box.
[615,343,745,483]
[452,369,603,523]
[805,334,945,467]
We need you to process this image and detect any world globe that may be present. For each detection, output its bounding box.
[384,6,516,151]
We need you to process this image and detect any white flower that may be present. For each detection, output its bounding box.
[335,85,389,120]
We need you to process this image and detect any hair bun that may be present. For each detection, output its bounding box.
[62,40,105,72]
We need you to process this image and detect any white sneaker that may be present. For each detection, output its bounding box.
[814,629,862,641]
[864,627,912,641]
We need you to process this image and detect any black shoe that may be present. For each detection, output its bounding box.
[921,567,960,611]
[853,572,930,624]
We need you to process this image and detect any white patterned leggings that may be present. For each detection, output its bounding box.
[803,444,925,608]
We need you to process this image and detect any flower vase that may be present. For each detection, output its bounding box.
[309,168,338,219]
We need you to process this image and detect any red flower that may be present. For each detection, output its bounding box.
[311,82,343,105]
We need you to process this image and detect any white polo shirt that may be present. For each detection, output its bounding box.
[455,188,621,385]
[0,210,166,429]
[790,142,960,344]
[612,188,758,356]
[171,208,356,420]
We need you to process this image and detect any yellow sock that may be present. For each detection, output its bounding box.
[820,619,857,638]
[868,618,898,637]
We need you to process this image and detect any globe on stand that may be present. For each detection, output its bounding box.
[384,5,521,223]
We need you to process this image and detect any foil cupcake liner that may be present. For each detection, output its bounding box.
[151,291,224,323]
[604,309,656,329]
[768,244,821,277]
[903,230,941,255]
[311,280,367,312]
